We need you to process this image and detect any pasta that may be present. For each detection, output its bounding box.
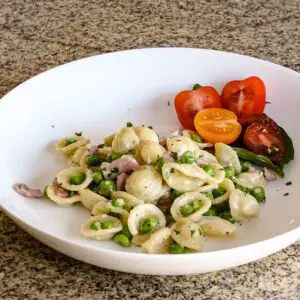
[15,123,270,255]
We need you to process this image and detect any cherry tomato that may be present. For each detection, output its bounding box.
[175,86,222,130]
[243,123,286,161]
[221,76,266,116]
[194,108,242,144]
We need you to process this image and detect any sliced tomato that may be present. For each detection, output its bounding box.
[194,108,242,144]
[239,113,281,134]
[221,76,266,116]
[243,123,286,161]
[174,86,222,130]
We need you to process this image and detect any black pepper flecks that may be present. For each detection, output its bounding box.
[286,181,292,186]
[167,101,170,106]
[283,193,289,196]
[51,125,55,128]
[266,101,272,104]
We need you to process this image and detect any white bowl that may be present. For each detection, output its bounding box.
[0,48,299,275]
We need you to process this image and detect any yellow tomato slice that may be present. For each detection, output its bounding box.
[194,108,242,144]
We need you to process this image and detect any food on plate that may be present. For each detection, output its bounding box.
[13,76,294,255]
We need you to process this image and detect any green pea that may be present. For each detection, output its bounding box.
[111,198,124,208]
[120,225,133,240]
[139,215,158,233]
[203,164,215,177]
[251,187,266,203]
[191,200,201,212]
[180,203,194,216]
[192,83,201,90]
[157,157,166,174]
[101,221,113,229]
[204,207,218,216]
[219,211,235,223]
[168,243,185,254]
[224,166,235,179]
[170,189,183,201]
[126,122,133,127]
[92,171,103,184]
[181,151,196,164]
[190,133,203,143]
[90,220,102,230]
[65,138,77,146]
[86,155,102,167]
[212,187,226,198]
[98,180,116,197]
[241,161,252,172]
[114,234,131,247]
[107,152,123,163]
[43,185,49,199]
[69,173,85,185]
[200,191,214,201]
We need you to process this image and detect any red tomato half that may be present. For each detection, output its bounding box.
[174,86,222,130]
[221,76,266,116]
[243,123,286,161]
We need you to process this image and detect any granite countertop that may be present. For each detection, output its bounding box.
[1,0,300,299]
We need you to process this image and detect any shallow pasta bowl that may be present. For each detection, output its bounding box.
[0,48,299,275]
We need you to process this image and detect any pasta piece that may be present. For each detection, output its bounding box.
[104,133,115,147]
[80,215,122,240]
[139,141,166,164]
[132,233,151,246]
[197,149,218,165]
[125,165,168,203]
[91,200,110,215]
[229,189,260,221]
[111,191,143,210]
[162,162,206,192]
[112,127,139,153]
[133,126,159,143]
[68,146,89,167]
[56,135,90,156]
[170,192,211,221]
[171,220,205,251]
[142,227,173,254]
[98,146,112,160]
[127,203,166,236]
[56,167,93,191]
[46,184,81,207]
[198,216,237,237]
[166,136,200,157]
[234,171,266,190]
[182,129,213,149]
[78,188,109,210]
[212,178,235,205]
[109,205,130,225]
[201,162,226,185]
[194,183,218,193]
[215,143,241,173]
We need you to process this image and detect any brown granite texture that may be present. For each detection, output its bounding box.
[0,0,300,299]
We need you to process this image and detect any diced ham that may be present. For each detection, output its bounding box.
[105,155,139,179]
[162,152,175,162]
[263,167,277,181]
[116,173,128,191]
[55,186,69,198]
[157,195,173,214]
[88,145,99,155]
[13,183,43,198]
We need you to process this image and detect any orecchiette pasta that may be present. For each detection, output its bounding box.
[112,127,139,153]
[140,141,166,164]
[198,216,237,237]
[182,129,213,149]
[215,143,241,173]
[111,191,143,210]
[56,135,90,156]
[78,188,109,210]
[127,203,166,236]
[212,178,235,205]
[133,126,159,143]
[233,171,266,190]
[171,192,211,221]
[229,189,260,221]
[68,146,89,167]
[80,215,122,240]
[197,149,218,165]
[125,165,168,203]
[46,184,81,207]
[166,136,200,157]
[56,167,93,191]
[171,220,205,251]
[142,227,173,254]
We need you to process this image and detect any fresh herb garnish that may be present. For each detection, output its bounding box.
[170,151,179,161]
[111,167,119,174]
[126,122,133,127]
[75,132,82,136]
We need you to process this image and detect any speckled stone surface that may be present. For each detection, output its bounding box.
[0,0,300,299]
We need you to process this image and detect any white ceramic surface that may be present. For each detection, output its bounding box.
[0,48,299,275]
